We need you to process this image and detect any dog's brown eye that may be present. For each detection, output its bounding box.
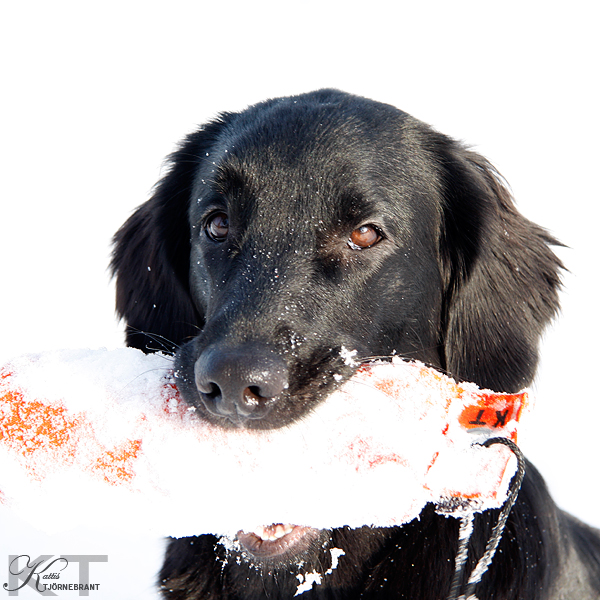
[348,225,382,249]
[206,212,229,241]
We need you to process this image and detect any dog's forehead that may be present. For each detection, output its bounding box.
[217,108,377,204]
[192,97,440,235]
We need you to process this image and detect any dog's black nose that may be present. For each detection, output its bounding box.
[194,345,288,423]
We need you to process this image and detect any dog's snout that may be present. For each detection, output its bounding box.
[194,346,288,424]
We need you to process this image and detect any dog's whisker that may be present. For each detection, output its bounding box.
[117,367,174,395]
[179,321,203,333]
[125,327,180,354]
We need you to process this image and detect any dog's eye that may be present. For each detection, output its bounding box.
[348,225,382,250]
[205,212,229,242]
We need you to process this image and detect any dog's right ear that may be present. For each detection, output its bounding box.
[111,117,230,353]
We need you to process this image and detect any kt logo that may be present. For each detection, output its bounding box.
[3,555,107,597]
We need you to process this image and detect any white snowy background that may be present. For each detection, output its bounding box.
[1,1,598,598]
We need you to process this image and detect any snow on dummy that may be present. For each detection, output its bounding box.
[0,348,530,538]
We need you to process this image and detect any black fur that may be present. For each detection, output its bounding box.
[112,90,600,598]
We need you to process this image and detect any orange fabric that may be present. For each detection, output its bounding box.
[0,368,142,485]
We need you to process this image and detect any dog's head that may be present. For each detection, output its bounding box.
[112,89,561,432]
[112,91,563,584]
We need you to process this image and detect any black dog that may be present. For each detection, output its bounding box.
[112,90,600,599]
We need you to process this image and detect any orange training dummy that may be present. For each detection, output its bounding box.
[0,348,530,537]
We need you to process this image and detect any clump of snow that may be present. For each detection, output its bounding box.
[294,571,323,597]
[325,548,345,575]
[295,571,322,596]
[294,547,346,595]
[339,346,359,366]
[0,348,530,536]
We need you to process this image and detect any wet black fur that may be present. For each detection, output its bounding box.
[112,90,600,598]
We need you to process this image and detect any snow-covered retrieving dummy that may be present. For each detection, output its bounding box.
[0,348,529,538]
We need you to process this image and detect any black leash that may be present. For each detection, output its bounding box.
[447,437,526,600]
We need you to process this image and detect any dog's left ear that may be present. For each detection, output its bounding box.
[111,117,231,353]
[436,138,563,392]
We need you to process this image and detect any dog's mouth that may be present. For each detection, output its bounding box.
[236,523,321,558]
